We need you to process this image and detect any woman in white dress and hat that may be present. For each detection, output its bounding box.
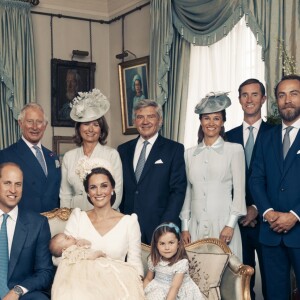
[59,89,123,211]
[180,92,246,260]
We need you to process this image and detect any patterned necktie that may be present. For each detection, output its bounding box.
[283,126,293,159]
[33,145,47,176]
[245,126,254,167]
[0,214,9,298]
[135,141,149,182]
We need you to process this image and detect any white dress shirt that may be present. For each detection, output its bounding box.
[242,118,262,146]
[22,136,48,173]
[133,133,158,170]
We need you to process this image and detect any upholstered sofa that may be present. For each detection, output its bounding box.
[42,208,254,300]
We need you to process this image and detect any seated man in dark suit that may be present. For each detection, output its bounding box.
[0,162,54,300]
[0,103,61,213]
[118,99,187,244]
[227,78,273,299]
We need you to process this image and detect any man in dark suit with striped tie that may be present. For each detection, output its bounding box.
[250,75,300,299]
[0,103,61,213]
[227,78,273,299]
[118,99,187,244]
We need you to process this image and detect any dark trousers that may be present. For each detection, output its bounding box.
[240,224,267,299]
[262,243,300,300]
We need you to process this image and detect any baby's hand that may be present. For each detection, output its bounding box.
[76,239,91,247]
[87,250,106,260]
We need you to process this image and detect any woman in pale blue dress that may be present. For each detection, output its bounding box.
[180,92,246,260]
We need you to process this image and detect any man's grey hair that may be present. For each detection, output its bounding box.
[18,103,48,124]
[133,99,163,120]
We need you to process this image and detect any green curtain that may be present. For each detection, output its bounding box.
[0,0,36,149]
[149,0,300,141]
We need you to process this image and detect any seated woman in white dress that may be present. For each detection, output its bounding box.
[52,158,144,300]
[180,92,246,260]
[59,89,123,211]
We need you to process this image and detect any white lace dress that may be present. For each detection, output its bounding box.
[52,245,144,300]
[144,258,205,299]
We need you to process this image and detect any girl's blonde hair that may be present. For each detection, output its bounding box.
[150,222,188,266]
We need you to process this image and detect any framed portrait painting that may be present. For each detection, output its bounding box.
[52,136,77,162]
[51,59,96,127]
[118,56,149,134]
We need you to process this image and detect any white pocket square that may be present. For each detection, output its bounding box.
[297,150,300,154]
[155,159,163,164]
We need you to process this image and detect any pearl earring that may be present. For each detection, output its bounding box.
[111,191,114,195]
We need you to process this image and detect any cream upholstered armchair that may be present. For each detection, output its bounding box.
[43,208,254,300]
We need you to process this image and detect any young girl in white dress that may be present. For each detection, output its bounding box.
[143,223,205,300]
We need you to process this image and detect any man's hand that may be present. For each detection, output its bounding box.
[269,212,298,233]
[264,210,280,225]
[181,231,191,245]
[239,206,258,227]
[3,290,20,300]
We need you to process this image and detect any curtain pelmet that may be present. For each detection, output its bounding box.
[149,0,300,141]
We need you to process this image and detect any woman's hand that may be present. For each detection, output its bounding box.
[219,226,234,244]
[181,231,191,245]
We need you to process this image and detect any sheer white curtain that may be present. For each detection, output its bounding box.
[184,17,266,149]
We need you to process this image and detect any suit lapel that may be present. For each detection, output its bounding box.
[8,211,28,280]
[128,138,139,182]
[282,130,300,178]
[272,125,284,174]
[138,135,164,184]
[17,140,47,179]
[236,125,244,146]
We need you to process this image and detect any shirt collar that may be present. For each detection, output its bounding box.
[138,132,158,146]
[282,118,300,130]
[22,136,42,149]
[243,118,262,131]
[193,136,224,156]
[0,206,18,222]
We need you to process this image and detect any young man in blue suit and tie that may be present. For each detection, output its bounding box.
[227,79,273,299]
[250,75,300,300]
[0,103,61,213]
[0,162,54,300]
[118,99,187,244]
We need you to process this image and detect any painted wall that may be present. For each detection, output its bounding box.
[32,4,150,150]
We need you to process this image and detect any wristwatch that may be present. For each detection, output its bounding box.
[13,285,24,297]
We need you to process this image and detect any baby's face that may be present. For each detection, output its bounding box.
[61,234,77,249]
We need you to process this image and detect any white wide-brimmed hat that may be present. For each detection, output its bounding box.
[70,88,110,122]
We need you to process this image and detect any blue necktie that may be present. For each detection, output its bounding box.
[135,141,149,182]
[0,214,9,298]
[33,145,47,176]
[245,126,254,167]
[283,126,293,159]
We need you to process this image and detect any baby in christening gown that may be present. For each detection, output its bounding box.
[50,233,145,300]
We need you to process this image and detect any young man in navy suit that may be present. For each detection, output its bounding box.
[118,99,187,244]
[227,79,273,299]
[0,103,61,213]
[0,162,54,299]
[250,75,300,299]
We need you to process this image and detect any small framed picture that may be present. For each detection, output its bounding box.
[51,59,96,127]
[52,136,77,162]
[118,56,149,134]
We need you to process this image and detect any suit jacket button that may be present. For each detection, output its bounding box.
[135,191,139,194]
[281,188,284,192]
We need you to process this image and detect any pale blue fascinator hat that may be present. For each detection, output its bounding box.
[132,74,142,92]
[194,92,231,115]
